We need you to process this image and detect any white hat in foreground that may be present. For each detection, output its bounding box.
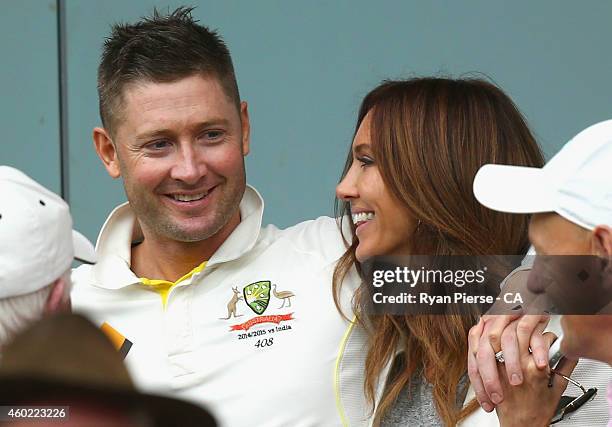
[473,119,612,230]
[0,166,96,298]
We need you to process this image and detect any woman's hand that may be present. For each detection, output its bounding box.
[467,268,554,412]
[494,325,577,427]
[467,313,550,411]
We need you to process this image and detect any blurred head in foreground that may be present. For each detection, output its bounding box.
[0,313,216,426]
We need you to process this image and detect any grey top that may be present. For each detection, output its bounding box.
[381,355,468,427]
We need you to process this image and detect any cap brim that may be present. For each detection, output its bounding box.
[473,164,556,214]
[72,230,96,264]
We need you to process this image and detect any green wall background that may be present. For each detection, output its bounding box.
[0,0,61,193]
[2,1,612,242]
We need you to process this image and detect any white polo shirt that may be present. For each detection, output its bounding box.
[72,186,362,427]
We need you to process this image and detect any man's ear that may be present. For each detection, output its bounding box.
[593,225,612,257]
[44,278,70,314]
[593,226,612,294]
[239,101,250,156]
[93,127,121,178]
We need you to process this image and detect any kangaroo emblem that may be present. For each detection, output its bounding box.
[220,286,244,320]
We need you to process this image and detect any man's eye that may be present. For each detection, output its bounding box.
[146,140,171,150]
[201,130,225,142]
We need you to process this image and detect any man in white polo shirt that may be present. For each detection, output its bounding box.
[70,7,363,427]
[470,119,612,426]
[0,166,95,348]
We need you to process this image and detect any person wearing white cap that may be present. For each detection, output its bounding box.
[471,120,612,426]
[0,166,96,348]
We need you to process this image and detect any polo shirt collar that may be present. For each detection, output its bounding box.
[91,185,264,290]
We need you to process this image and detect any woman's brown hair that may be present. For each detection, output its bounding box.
[333,77,544,426]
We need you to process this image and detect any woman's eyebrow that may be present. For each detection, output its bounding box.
[353,143,370,155]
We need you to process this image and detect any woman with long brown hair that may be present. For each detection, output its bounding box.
[334,77,544,426]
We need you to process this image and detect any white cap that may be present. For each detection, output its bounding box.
[473,120,612,230]
[0,166,96,298]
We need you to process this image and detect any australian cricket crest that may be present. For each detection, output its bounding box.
[243,280,271,315]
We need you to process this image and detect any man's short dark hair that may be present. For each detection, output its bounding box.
[98,6,240,135]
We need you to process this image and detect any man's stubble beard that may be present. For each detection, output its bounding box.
[121,167,246,244]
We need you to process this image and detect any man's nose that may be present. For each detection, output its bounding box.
[170,144,207,184]
[526,259,553,294]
